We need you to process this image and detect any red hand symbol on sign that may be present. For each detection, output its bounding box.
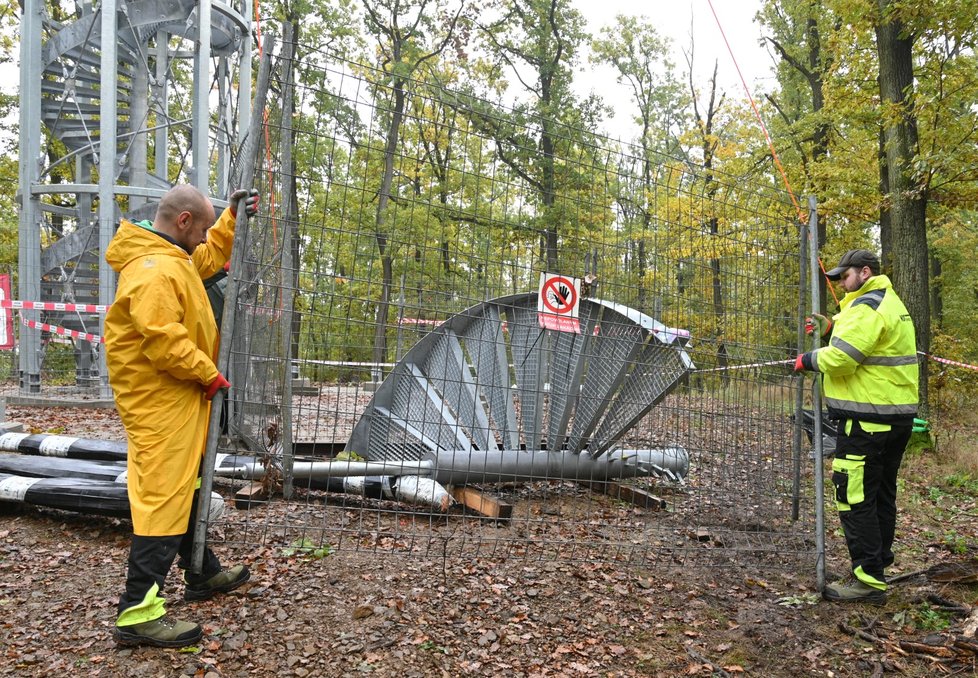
[542,277,577,314]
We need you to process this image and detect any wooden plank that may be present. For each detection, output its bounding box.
[584,481,666,511]
[448,485,513,521]
[234,482,269,510]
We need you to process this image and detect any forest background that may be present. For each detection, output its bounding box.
[3,4,978,673]
[0,0,976,422]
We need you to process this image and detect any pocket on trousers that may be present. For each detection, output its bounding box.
[831,456,865,509]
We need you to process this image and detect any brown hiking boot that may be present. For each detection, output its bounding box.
[822,579,886,605]
[115,615,203,648]
[184,564,250,601]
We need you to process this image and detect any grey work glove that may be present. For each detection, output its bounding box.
[229,188,260,218]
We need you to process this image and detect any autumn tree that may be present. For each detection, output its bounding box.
[759,0,837,308]
[360,0,466,368]
[475,0,591,272]
[591,15,687,312]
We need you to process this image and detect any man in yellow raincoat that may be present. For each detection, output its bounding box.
[106,184,259,647]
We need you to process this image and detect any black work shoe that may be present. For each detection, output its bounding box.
[184,564,250,601]
[822,579,886,605]
[115,616,203,648]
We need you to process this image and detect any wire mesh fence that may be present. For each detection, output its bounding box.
[200,40,814,573]
[0,35,817,575]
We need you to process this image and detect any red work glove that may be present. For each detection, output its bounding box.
[794,354,805,372]
[229,188,260,218]
[205,373,231,400]
[804,313,832,338]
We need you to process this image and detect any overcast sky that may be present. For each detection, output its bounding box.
[575,0,774,138]
[1,1,776,146]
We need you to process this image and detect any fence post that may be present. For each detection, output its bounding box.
[807,196,826,592]
[191,34,276,576]
[792,216,807,520]
[279,25,297,500]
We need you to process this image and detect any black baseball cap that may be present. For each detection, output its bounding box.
[825,249,880,280]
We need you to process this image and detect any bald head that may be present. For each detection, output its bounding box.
[156,185,213,225]
[154,185,218,253]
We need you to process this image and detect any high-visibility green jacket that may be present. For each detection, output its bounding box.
[800,275,918,424]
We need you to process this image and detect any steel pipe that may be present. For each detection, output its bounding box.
[214,447,689,485]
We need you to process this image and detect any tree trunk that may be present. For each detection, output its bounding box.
[875,0,929,412]
[877,126,892,267]
[372,81,406,370]
[541,121,558,272]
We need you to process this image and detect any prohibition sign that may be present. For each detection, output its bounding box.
[541,276,578,315]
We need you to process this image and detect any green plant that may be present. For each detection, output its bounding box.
[942,530,970,555]
[40,343,79,385]
[942,472,978,493]
[895,603,953,632]
[419,640,448,653]
[281,537,334,559]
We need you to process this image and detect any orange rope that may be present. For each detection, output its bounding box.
[706,0,839,306]
[253,0,263,55]
[251,0,280,319]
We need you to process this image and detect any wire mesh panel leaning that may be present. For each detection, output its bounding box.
[189,39,811,575]
[4,36,809,575]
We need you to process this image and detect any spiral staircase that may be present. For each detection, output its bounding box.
[17,0,250,392]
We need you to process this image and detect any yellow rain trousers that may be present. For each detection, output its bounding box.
[105,209,235,537]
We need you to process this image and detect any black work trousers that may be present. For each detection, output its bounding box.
[118,489,221,615]
[831,420,912,584]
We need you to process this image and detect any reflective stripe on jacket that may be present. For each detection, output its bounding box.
[808,275,918,424]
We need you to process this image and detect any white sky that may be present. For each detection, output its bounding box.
[575,0,774,138]
[0,1,776,145]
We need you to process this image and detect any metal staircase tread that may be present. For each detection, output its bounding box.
[347,294,694,464]
[41,102,104,114]
[43,53,136,75]
[42,83,133,99]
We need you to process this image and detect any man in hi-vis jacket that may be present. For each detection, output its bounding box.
[106,184,258,646]
[796,248,918,605]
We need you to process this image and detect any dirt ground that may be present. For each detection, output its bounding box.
[2,405,978,677]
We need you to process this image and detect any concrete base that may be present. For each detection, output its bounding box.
[0,421,24,433]
[290,379,320,396]
[6,394,116,409]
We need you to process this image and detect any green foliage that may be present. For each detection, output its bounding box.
[940,530,969,555]
[904,430,934,456]
[4,0,977,421]
[40,343,78,385]
[0,152,17,269]
[892,603,953,632]
[418,640,449,653]
[281,537,335,559]
[940,472,978,493]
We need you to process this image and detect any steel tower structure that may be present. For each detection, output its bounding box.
[17,0,252,395]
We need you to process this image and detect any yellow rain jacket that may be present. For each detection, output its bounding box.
[105,209,235,536]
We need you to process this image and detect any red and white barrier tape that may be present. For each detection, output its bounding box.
[695,358,794,373]
[21,318,104,344]
[0,299,109,313]
[698,353,978,375]
[919,351,978,372]
[4,298,978,374]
